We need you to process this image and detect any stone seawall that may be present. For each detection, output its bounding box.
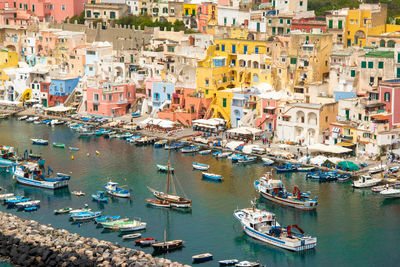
[0,211,189,267]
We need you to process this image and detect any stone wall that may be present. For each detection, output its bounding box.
[0,211,188,267]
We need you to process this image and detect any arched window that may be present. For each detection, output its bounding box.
[252,73,259,83]
[379,40,385,47]
[387,40,395,48]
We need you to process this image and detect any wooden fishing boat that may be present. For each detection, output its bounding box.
[152,239,184,253]
[261,158,274,166]
[238,156,257,164]
[122,233,142,240]
[192,162,210,171]
[217,152,232,158]
[157,164,175,173]
[154,140,167,148]
[275,163,298,173]
[146,199,171,208]
[18,116,28,121]
[235,261,260,267]
[71,211,102,221]
[212,151,222,157]
[202,172,223,181]
[192,253,213,263]
[102,219,147,231]
[31,139,49,145]
[92,191,108,202]
[131,112,141,118]
[0,193,14,200]
[181,145,200,153]
[199,149,212,155]
[52,142,65,148]
[25,206,37,212]
[297,166,315,172]
[95,215,121,224]
[148,152,192,208]
[54,207,73,214]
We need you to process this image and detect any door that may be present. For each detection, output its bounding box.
[269,123,272,131]
[347,39,351,47]
[232,45,236,53]
[244,45,247,54]
[345,109,350,120]
[42,99,47,107]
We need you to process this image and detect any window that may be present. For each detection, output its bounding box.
[93,104,98,111]
[397,67,400,78]
[338,20,342,29]
[358,114,362,120]
[329,20,333,29]
[380,40,386,47]
[370,77,374,84]
[384,92,390,102]
[61,5,65,10]
[86,11,91,18]
[368,62,373,69]
[268,19,271,24]
[232,18,236,25]
[290,57,297,64]
[109,95,113,101]
[130,54,134,63]
[388,40,395,48]
[287,19,290,24]
[299,1,303,6]
[222,98,227,107]
[398,54,400,63]
[350,70,355,77]
[378,62,384,69]
[364,116,369,121]
[363,133,371,138]
[221,44,225,52]
[102,95,106,101]
[110,12,116,19]
[361,61,366,68]
[280,19,283,24]
[255,47,259,54]
[205,79,209,86]
[224,17,227,25]
[94,93,99,101]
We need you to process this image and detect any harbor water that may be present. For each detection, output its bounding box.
[0,118,399,266]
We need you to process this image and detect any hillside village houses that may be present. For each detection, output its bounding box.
[1,0,400,157]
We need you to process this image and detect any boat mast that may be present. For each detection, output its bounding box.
[166,151,170,195]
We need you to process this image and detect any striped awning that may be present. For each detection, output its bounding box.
[332,127,341,133]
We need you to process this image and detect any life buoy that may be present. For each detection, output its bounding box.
[258,217,262,222]
[267,216,271,220]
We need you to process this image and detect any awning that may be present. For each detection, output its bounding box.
[282,114,291,118]
[226,127,263,135]
[332,127,341,133]
[308,143,352,154]
[44,106,75,112]
[371,114,389,120]
[265,107,276,110]
[336,142,355,147]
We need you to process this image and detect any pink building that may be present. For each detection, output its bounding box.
[36,29,60,57]
[256,92,289,131]
[158,88,212,126]
[378,79,400,128]
[87,83,138,117]
[0,0,86,23]
[291,18,327,34]
[0,8,32,25]
[197,4,208,33]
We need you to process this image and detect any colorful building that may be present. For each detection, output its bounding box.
[47,76,81,106]
[0,49,18,69]
[87,83,137,117]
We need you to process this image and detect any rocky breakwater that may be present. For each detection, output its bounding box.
[0,211,189,267]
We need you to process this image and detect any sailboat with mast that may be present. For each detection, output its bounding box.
[146,152,192,208]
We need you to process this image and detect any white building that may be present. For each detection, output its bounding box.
[275,0,307,15]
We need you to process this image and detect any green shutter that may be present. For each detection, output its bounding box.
[368,62,373,69]
[290,58,297,64]
[338,21,342,29]
[351,70,355,77]
[222,98,227,107]
[329,20,333,29]
[361,61,366,68]
[378,62,384,69]
[398,53,400,63]
[397,67,400,78]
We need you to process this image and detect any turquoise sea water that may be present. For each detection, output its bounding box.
[0,118,399,266]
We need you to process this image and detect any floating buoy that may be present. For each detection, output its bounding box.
[96,151,100,155]
[52,129,54,132]
[87,153,90,157]
[71,155,74,160]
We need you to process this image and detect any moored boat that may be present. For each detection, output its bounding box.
[16,200,40,209]
[217,152,232,158]
[154,140,167,148]
[69,147,80,151]
[31,139,49,145]
[102,219,146,231]
[181,145,200,153]
[379,184,400,198]
[368,164,386,174]
[238,156,257,164]
[219,259,239,266]
[234,202,317,251]
[297,166,315,172]
[275,163,299,173]
[254,174,318,211]
[199,149,211,155]
[104,181,131,198]
[131,112,141,118]
[92,191,108,202]
[135,237,156,246]
[146,199,172,208]
[52,142,65,148]
[122,233,142,240]
[95,215,121,224]
[0,193,14,200]
[352,175,382,188]
[192,162,210,171]
[18,116,28,121]
[54,207,73,214]
[25,206,37,212]
[192,253,213,263]
[235,261,260,267]
[202,172,223,181]
[152,239,183,253]
[157,164,175,173]
[261,158,274,166]
[71,191,85,196]
[70,211,102,221]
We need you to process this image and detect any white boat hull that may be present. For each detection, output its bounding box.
[380,188,400,198]
[258,190,317,211]
[15,176,69,189]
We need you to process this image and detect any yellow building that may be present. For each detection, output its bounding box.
[0,50,18,69]
[183,4,196,17]
[345,3,387,47]
[197,39,272,125]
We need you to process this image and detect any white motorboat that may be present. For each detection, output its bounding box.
[18,116,28,121]
[235,261,259,267]
[380,185,400,198]
[368,164,386,174]
[217,152,232,158]
[353,175,382,188]
[122,233,142,240]
[234,203,317,251]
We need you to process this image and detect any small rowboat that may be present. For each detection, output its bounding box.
[25,206,37,212]
[238,156,257,164]
[54,207,73,214]
[53,142,65,148]
[131,112,141,118]
[199,150,211,155]
[122,233,142,240]
[0,193,14,200]
[31,138,49,145]
[152,239,183,252]
[297,166,315,172]
[71,191,85,196]
[95,215,121,224]
[156,164,174,173]
[219,259,239,266]
[192,253,213,263]
[202,172,223,181]
[69,147,80,151]
[135,237,156,246]
[92,191,108,202]
[217,152,232,158]
[236,261,260,267]
[18,116,28,121]
[212,151,222,157]
[181,145,200,153]
[146,199,171,208]
[261,158,274,166]
[192,162,210,171]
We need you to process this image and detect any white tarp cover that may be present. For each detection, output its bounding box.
[226,141,245,151]
[44,106,75,112]
[226,127,263,135]
[139,118,176,128]
[308,143,352,154]
[192,118,225,126]
[310,155,328,166]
